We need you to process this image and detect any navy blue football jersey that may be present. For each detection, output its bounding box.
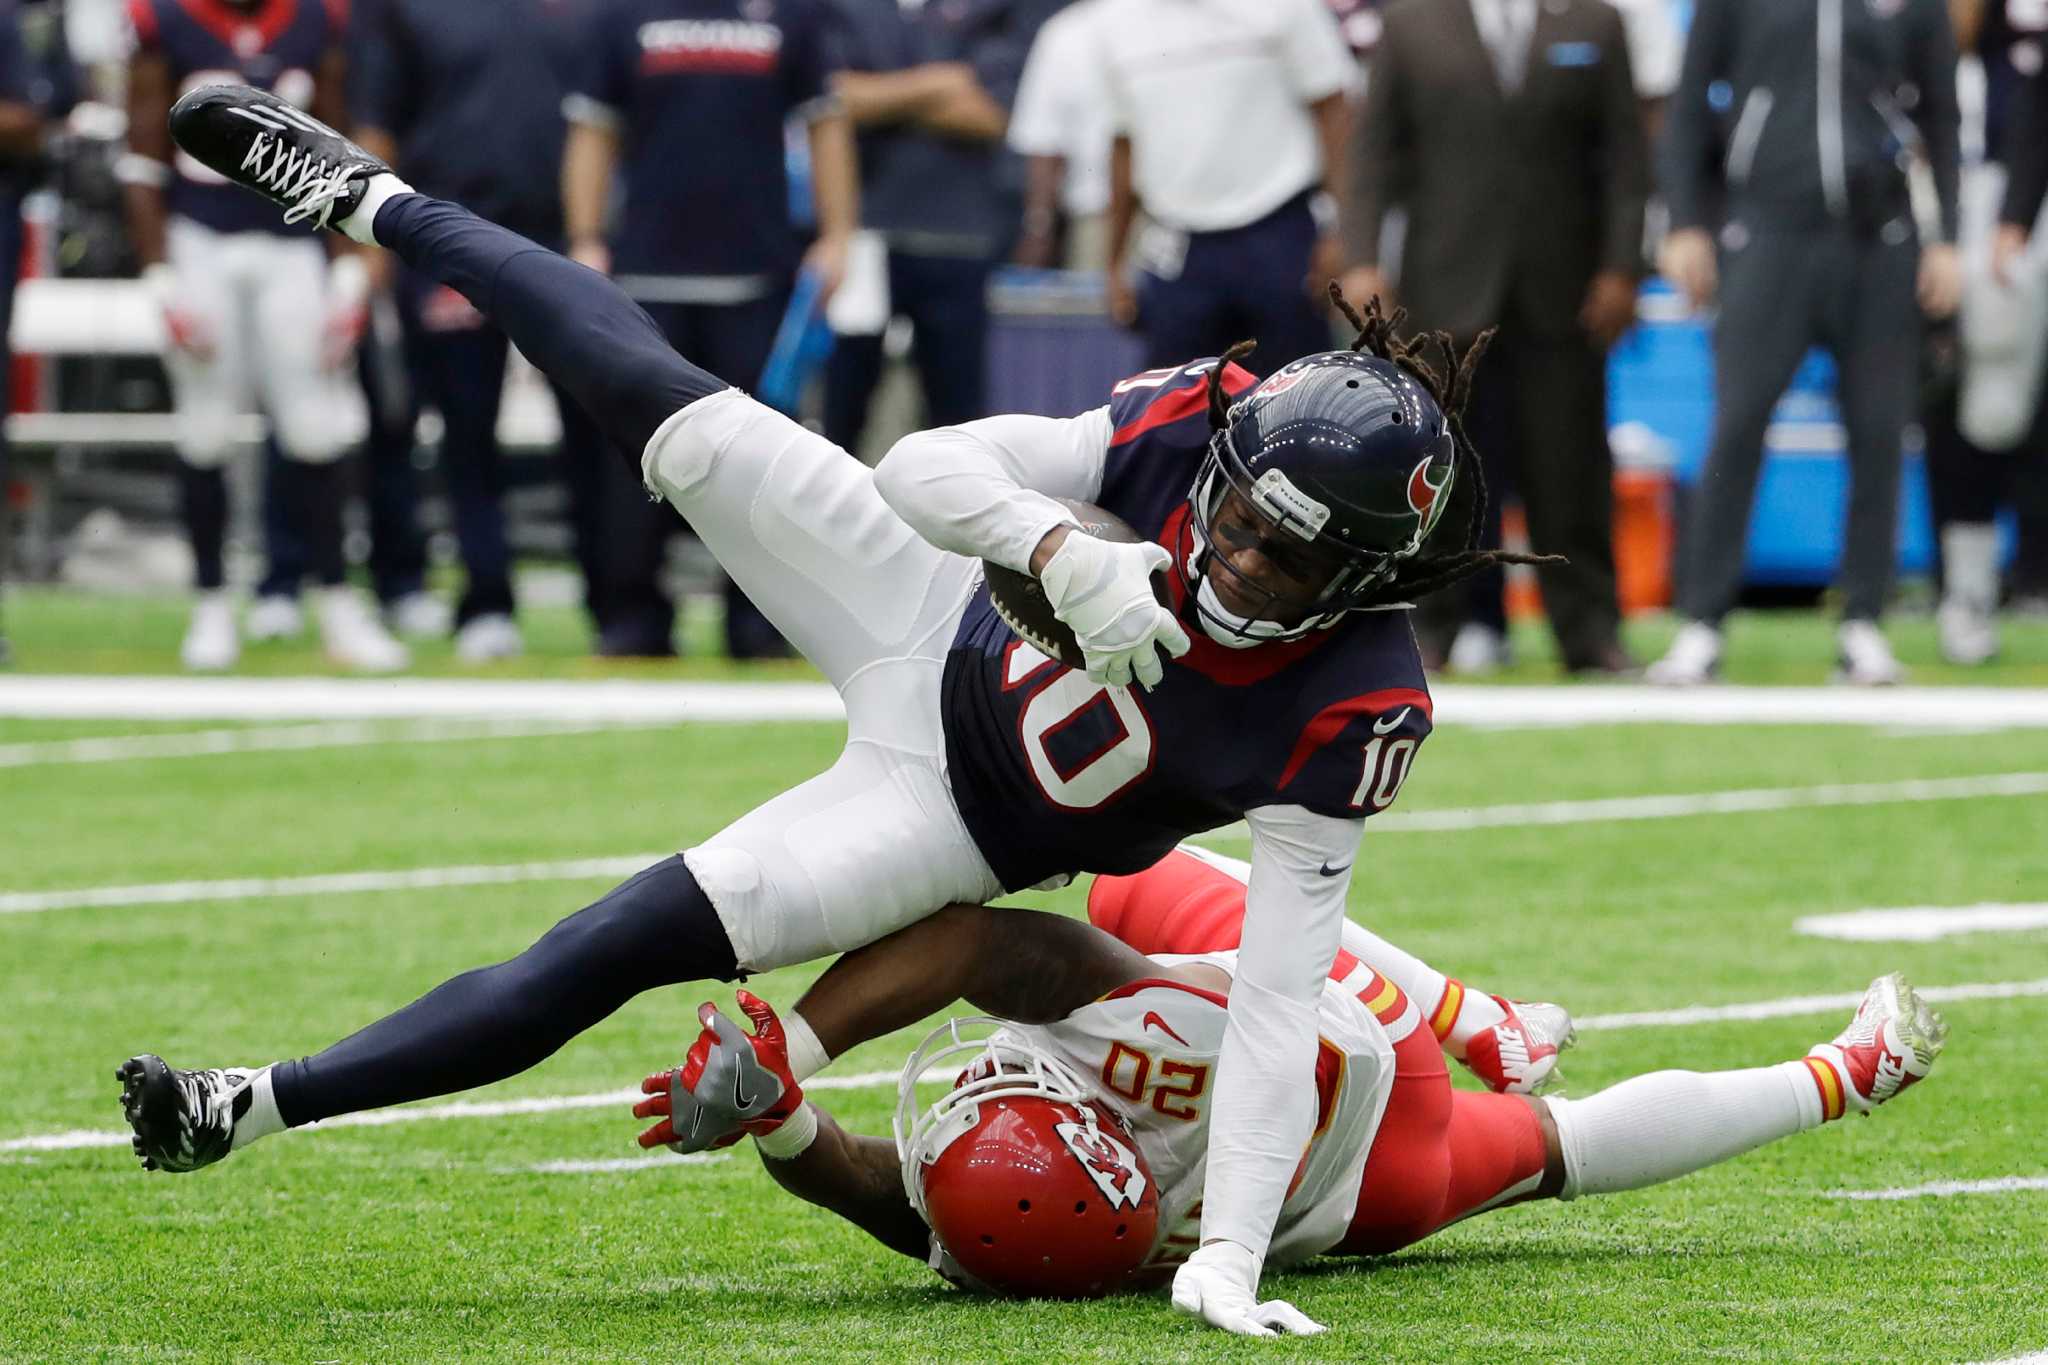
[571,0,835,279]
[941,359,1434,893]
[131,0,341,236]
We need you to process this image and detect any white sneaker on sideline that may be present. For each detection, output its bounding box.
[1645,620,1721,685]
[244,594,304,642]
[180,591,240,672]
[1834,620,1904,686]
[1936,599,1998,666]
[317,587,410,672]
[385,590,452,639]
[453,612,523,663]
[1445,623,1507,675]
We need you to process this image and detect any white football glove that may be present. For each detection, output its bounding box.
[1038,529,1190,690]
[1170,1241,1326,1338]
[321,253,371,370]
[143,262,214,360]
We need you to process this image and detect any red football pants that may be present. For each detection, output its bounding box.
[1090,852,1548,1254]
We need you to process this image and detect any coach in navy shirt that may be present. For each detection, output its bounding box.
[351,0,612,660]
[562,0,855,657]
[822,0,1061,453]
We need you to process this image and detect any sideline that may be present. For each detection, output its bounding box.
[8,674,2048,728]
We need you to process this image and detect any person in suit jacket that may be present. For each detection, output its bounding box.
[1341,0,1647,676]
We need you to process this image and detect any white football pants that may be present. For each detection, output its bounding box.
[164,218,364,468]
[641,388,1003,972]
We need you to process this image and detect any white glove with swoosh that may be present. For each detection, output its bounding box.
[1038,530,1191,690]
[1170,1240,1326,1338]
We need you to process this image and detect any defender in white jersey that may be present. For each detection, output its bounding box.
[908,952,1405,1287]
[634,849,1950,1314]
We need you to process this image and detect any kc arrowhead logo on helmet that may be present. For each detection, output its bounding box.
[1055,1113,1150,1211]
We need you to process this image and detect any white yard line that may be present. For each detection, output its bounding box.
[9,771,2047,918]
[14,980,2048,1156]
[0,718,665,769]
[0,1069,912,1151]
[1824,1177,2048,1202]
[1576,977,2048,1030]
[1195,770,2048,845]
[0,857,670,915]
[0,676,846,724]
[1796,904,2048,943]
[8,675,2048,728]
[513,1155,729,1174]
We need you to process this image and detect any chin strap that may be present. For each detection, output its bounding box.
[1193,574,1297,648]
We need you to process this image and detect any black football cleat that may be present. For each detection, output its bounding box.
[116,1054,255,1173]
[167,83,388,231]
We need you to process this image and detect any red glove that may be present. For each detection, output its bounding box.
[633,989,805,1153]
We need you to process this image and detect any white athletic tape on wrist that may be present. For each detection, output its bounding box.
[781,1009,831,1084]
[753,1101,818,1160]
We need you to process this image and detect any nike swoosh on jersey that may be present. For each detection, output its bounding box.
[1141,1011,1189,1045]
[1318,861,1352,877]
[1373,707,1412,735]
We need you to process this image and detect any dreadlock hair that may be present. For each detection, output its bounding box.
[1200,286,1564,612]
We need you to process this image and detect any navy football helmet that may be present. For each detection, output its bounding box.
[1185,351,1458,646]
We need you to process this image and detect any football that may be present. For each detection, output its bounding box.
[984,498,1173,670]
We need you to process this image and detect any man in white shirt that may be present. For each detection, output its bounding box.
[1094,0,1357,375]
[1007,0,1115,271]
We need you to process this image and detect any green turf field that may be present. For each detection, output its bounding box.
[5,626,2048,1359]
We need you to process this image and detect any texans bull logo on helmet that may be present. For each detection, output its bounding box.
[1054,1113,1149,1211]
[1406,455,1453,542]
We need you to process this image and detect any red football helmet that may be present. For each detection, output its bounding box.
[893,1018,1160,1299]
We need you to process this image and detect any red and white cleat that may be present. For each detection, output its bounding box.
[1463,996,1576,1095]
[1807,972,1948,1116]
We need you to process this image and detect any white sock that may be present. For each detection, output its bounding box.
[1549,1061,1824,1199]
[1338,921,1506,1057]
[782,1008,831,1083]
[339,172,416,247]
[229,1066,286,1151]
[1941,522,2000,613]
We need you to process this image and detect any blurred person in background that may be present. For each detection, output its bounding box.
[0,0,70,667]
[563,0,853,660]
[1006,0,1110,273]
[120,0,407,672]
[1602,0,1681,136]
[823,0,1054,453]
[1649,0,1961,686]
[350,0,610,663]
[1995,12,2048,285]
[1098,0,1354,377]
[1924,0,2048,665]
[250,340,444,645]
[1342,0,1648,676]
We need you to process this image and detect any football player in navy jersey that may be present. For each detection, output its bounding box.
[561,0,854,658]
[126,87,1551,1339]
[120,0,408,671]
